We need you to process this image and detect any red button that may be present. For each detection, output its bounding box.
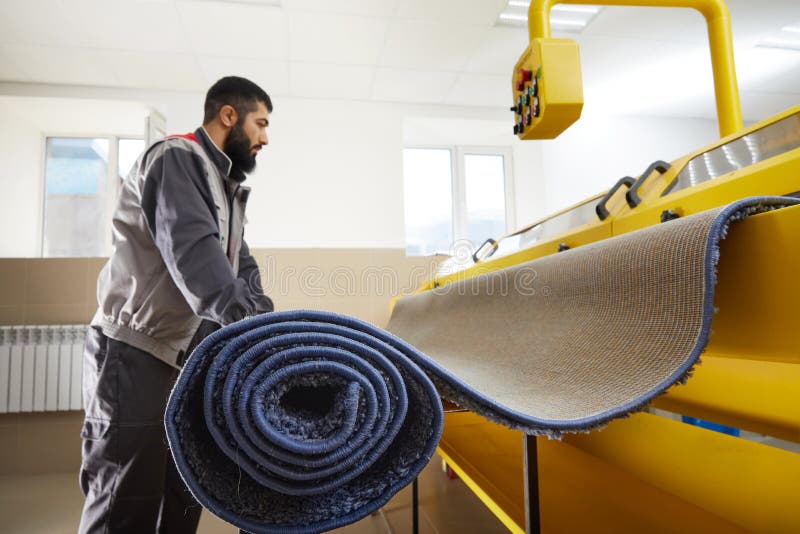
[519,69,532,82]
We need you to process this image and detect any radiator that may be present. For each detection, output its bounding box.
[0,325,86,413]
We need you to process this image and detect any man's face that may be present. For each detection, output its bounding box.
[224,101,269,173]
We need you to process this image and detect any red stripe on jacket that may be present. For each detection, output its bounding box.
[165,133,198,143]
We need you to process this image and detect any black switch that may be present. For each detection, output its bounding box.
[513,124,519,135]
[660,209,681,223]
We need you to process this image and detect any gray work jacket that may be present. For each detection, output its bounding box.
[91,127,273,368]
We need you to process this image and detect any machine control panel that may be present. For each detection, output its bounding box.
[511,38,583,140]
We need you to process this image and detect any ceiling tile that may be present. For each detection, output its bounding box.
[583,6,707,44]
[289,63,374,99]
[381,20,488,71]
[176,1,288,60]
[0,44,120,86]
[463,26,528,75]
[285,0,395,17]
[727,0,800,41]
[289,12,388,64]
[394,0,507,25]
[582,39,715,118]
[735,46,800,93]
[576,35,700,87]
[445,73,509,108]
[372,68,457,104]
[68,0,190,53]
[106,50,206,91]
[0,0,88,47]
[200,56,290,96]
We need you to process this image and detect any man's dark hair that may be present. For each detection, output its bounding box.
[203,76,272,124]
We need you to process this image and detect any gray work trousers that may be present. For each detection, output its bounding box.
[78,325,209,534]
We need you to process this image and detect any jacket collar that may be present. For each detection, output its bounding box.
[195,127,247,183]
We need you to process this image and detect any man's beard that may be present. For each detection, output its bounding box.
[224,122,257,174]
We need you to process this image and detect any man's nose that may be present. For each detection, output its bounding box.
[259,132,269,146]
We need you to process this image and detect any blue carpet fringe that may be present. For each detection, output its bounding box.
[165,196,798,533]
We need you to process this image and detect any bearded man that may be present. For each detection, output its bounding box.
[79,76,275,534]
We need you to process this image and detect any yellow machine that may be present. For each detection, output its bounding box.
[399,1,800,532]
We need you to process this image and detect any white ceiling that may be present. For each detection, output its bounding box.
[0,0,798,121]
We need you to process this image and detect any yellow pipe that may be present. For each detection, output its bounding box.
[527,0,743,137]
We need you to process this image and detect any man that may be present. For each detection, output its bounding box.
[79,76,275,533]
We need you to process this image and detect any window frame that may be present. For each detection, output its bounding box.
[454,145,516,243]
[39,133,144,257]
[402,144,516,255]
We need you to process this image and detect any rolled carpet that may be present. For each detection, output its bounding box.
[166,196,797,532]
[165,312,443,534]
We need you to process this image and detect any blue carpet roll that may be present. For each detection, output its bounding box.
[165,311,443,534]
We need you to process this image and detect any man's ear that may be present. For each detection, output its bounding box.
[219,104,238,128]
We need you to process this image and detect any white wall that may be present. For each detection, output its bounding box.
[0,88,721,256]
[0,101,41,257]
[0,96,150,256]
[538,111,720,215]
[160,93,538,248]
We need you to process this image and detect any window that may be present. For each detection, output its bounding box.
[42,136,145,257]
[402,146,514,256]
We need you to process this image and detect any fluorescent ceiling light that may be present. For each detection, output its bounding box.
[498,1,601,32]
[499,13,587,28]
[781,25,800,33]
[508,1,600,13]
[551,18,588,27]
[499,13,528,22]
[757,37,800,50]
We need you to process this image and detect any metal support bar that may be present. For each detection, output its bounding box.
[523,435,541,534]
[412,477,419,534]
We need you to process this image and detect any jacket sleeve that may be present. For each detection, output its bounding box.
[237,237,274,313]
[140,142,264,325]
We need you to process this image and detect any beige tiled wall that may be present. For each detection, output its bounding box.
[0,257,106,326]
[0,249,441,476]
[0,411,84,476]
[254,248,441,328]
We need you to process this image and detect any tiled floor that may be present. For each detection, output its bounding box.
[0,454,510,534]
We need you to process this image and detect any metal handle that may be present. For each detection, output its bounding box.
[472,238,498,263]
[595,176,636,221]
[626,160,672,208]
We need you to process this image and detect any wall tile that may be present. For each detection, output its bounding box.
[0,305,26,325]
[25,259,88,306]
[257,248,322,302]
[0,259,28,307]
[85,257,107,306]
[16,411,83,427]
[16,417,81,475]
[25,304,90,325]
[0,423,19,476]
[0,414,20,426]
